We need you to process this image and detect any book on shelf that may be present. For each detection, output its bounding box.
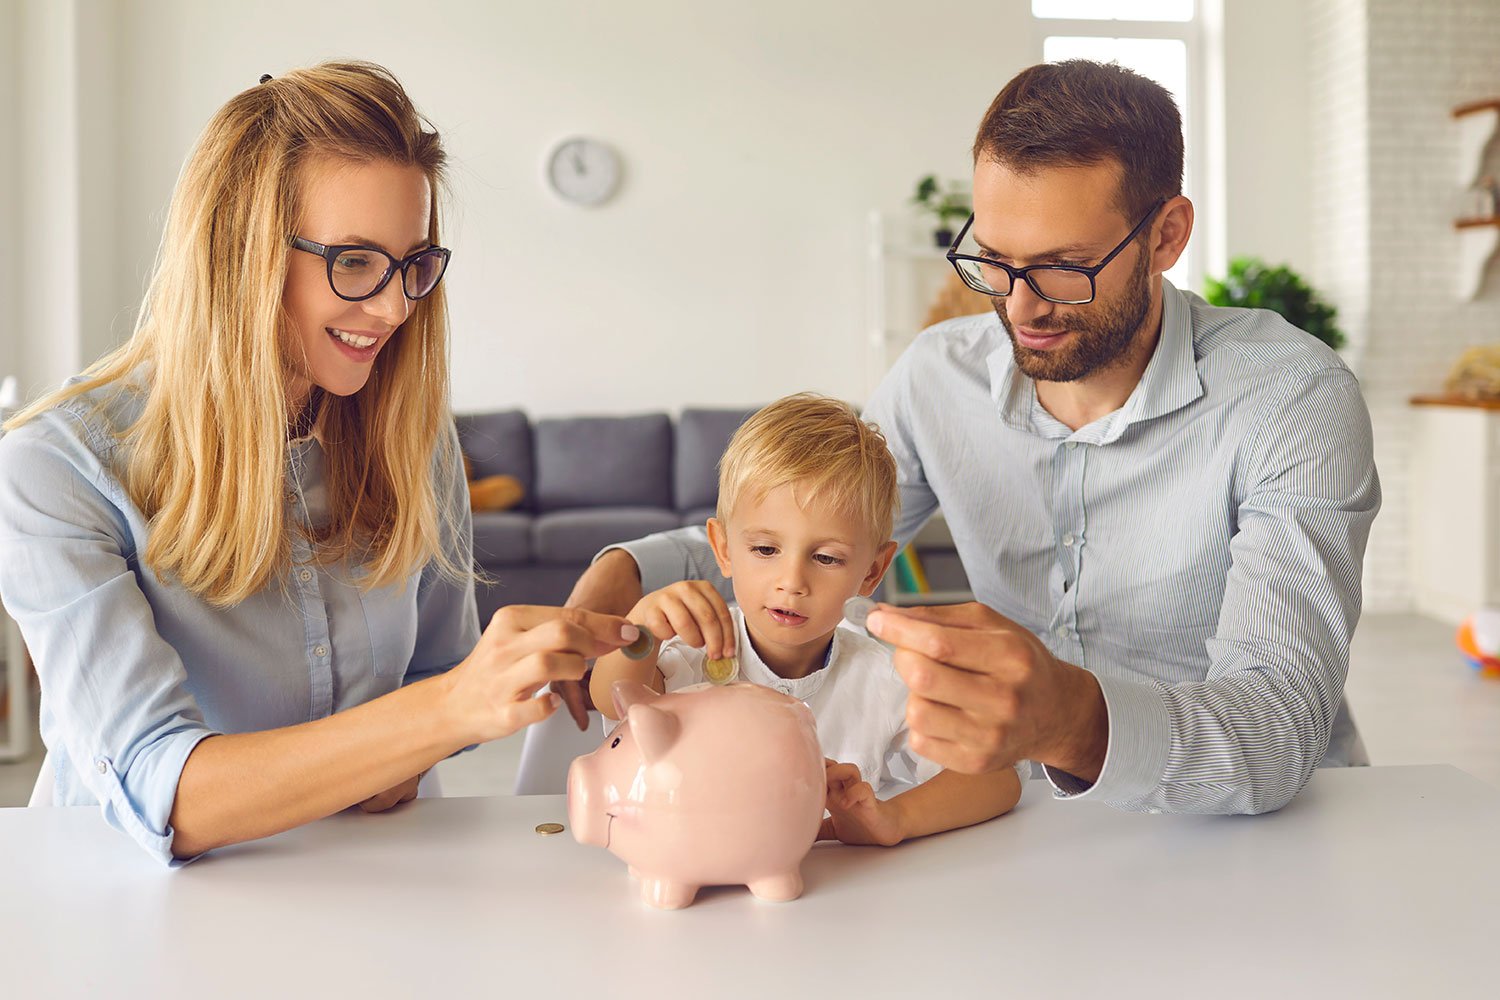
[892,547,931,594]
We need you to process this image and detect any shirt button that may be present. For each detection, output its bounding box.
[298,568,313,583]
[1054,626,1069,639]
[314,644,328,658]
[1062,533,1075,547]
[1066,441,1079,451]
[95,760,108,774]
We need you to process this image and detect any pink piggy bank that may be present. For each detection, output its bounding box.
[567,680,825,909]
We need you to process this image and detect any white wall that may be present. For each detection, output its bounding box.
[106,0,1035,414]
[74,0,1314,417]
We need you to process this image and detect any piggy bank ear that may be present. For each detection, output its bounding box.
[626,703,680,764]
[611,680,660,719]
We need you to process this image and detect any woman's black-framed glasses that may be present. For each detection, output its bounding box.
[945,200,1165,305]
[289,236,452,302]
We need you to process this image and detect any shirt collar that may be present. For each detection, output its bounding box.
[988,278,1203,442]
[732,606,837,700]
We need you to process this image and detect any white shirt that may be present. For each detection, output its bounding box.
[656,607,941,796]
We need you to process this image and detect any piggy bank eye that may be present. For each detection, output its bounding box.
[610,736,622,749]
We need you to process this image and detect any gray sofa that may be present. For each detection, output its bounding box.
[455,407,756,623]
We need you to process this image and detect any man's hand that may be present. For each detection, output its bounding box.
[866,602,1109,781]
[818,761,905,847]
[555,549,647,730]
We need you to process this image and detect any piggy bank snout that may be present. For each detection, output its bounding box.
[566,757,608,847]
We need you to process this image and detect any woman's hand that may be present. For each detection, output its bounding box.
[358,770,426,813]
[441,605,638,745]
[631,580,735,659]
[818,760,906,847]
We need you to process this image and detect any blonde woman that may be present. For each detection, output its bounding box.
[0,62,636,864]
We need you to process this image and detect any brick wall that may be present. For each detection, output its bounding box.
[1310,0,1500,612]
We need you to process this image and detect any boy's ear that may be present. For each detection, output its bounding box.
[859,540,900,596]
[706,517,734,578]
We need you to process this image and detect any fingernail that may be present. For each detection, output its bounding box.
[548,693,562,710]
[621,623,640,642]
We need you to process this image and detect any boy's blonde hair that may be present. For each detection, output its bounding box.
[717,393,898,546]
[6,61,460,607]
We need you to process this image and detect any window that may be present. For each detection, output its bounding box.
[1032,1,1202,293]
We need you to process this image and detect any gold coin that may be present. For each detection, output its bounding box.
[705,656,738,685]
[535,822,565,836]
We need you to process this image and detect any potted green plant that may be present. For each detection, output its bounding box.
[1203,257,1346,350]
[911,175,972,248]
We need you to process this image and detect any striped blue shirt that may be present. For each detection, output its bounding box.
[616,281,1380,815]
[0,376,480,864]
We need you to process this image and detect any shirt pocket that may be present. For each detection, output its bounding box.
[358,571,421,678]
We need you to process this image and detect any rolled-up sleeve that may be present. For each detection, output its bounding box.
[0,412,217,865]
[406,423,482,686]
[597,525,731,601]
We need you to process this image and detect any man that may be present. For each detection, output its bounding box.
[561,60,1379,815]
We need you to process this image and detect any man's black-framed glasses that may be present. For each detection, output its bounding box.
[945,200,1164,305]
[289,236,452,302]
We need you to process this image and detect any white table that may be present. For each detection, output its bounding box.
[2,765,1496,999]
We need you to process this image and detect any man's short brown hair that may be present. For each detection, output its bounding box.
[972,60,1183,221]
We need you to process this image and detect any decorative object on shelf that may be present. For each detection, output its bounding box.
[545,136,622,206]
[910,174,972,247]
[1455,609,1500,678]
[1443,345,1500,402]
[1203,257,1345,351]
[923,270,995,328]
[1452,100,1500,299]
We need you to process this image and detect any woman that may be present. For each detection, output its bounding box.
[0,62,635,864]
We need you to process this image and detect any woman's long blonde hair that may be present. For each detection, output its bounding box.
[5,61,464,606]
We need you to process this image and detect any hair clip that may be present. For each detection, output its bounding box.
[259,73,273,85]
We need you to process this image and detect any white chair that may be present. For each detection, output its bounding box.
[514,695,606,794]
[28,750,54,807]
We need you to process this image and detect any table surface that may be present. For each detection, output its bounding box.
[2,765,1497,999]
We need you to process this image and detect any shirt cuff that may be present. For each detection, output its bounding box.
[594,536,685,595]
[1043,673,1171,809]
[90,728,217,868]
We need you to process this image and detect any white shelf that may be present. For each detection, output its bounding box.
[1454,100,1500,187]
[887,589,974,607]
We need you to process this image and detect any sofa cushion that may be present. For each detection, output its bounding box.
[456,410,535,512]
[534,413,672,511]
[470,511,532,566]
[532,508,681,565]
[674,407,756,512]
[681,507,717,528]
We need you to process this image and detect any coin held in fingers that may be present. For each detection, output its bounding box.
[705,656,738,685]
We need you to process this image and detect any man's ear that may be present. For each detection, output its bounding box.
[1149,195,1193,276]
[859,540,900,596]
[706,517,734,579]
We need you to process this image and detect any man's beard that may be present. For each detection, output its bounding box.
[995,246,1152,383]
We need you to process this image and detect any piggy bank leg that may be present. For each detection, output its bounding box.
[641,877,700,910]
[746,869,803,903]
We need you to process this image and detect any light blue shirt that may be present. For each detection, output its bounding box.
[614,281,1380,815]
[0,377,480,865]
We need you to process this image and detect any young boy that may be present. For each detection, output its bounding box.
[590,393,1023,846]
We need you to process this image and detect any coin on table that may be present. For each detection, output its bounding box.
[704,656,738,685]
[535,822,565,836]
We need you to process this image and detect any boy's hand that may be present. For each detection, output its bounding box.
[632,581,735,660]
[817,760,905,847]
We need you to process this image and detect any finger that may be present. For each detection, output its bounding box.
[501,691,562,735]
[907,729,1003,776]
[694,583,736,658]
[678,585,733,659]
[906,694,1011,767]
[871,615,1031,679]
[501,616,630,665]
[817,816,837,841]
[555,679,591,731]
[825,761,862,787]
[504,652,592,703]
[891,648,1013,713]
[488,606,639,656]
[869,601,1009,630]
